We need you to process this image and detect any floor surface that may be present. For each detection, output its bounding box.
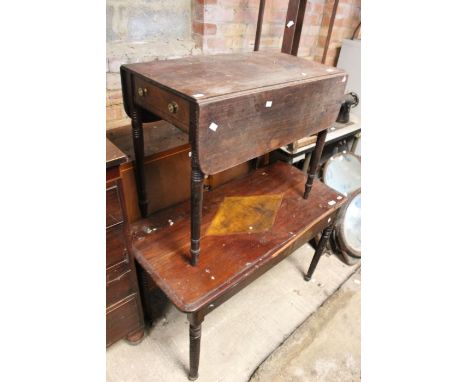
[250,269,361,382]
[106,243,359,382]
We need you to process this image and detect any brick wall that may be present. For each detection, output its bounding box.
[106,0,360,129]
[315,0,361,65]
[106,0,201,129]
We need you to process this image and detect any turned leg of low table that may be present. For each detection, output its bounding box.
[305,221,335,281]
[131,106,148,217]
[303,129,328,199]
[188,312,204,381]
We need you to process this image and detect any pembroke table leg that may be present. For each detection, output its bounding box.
[190,164,204,266]
[305,222,334,281]
[303,129,328,199]
[131,106,148,217]
[188,312,204,380]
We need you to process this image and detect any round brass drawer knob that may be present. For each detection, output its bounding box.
[168,101,179,114]
[137,87,147,97]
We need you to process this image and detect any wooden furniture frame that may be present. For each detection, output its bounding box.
[106,139,145,346]
[118,2,348,379]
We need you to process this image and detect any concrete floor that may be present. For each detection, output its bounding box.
[250,269,361,382]
[106,243,359,382]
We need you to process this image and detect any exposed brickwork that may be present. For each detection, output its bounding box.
[106,0,360,129]
[314,0,361,65]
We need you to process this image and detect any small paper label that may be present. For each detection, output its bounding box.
[287,20,294,28]
[337,195,343,200]
[265,101,273,108]
[328,200,336,206]
[209,122,218,132]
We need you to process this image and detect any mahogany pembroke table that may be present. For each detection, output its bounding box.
[120,51,348,380]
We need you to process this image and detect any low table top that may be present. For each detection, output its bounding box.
[123,51,345,101]
[131,162,347,313]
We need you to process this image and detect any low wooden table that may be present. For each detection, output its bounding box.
[130,161,346,379]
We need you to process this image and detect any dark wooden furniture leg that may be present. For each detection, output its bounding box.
[303,129,327,199]
[305,221,335,281]
[131,106,148,217]
[281,0,308,56]
[254,0,266,51]
[188,312,204,381]
[191,161,204,266]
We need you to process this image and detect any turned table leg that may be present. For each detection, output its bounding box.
[188,312,204,380]
[131,106,148,217]
[303,129,328,199]
[190,163,204,266]
[305,220,335,281]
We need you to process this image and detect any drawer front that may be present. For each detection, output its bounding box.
[106,225,128,268]
[106,296,141,347]
[133,77,190,132]
[106,266,134,308]
[106,184,124,228]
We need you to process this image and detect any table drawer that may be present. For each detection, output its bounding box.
[106,296,141,347]
[134,76,190,132]
[106,266,134,308]
[106,184,124,228]
[106,225,128,268]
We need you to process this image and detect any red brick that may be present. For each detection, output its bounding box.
[192,21,204,35]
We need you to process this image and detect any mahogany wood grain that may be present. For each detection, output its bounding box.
[130,161,347,313]
[197,75,345,174]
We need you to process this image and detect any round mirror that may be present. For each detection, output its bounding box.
[341,192,361,255]
[323,152,361,196]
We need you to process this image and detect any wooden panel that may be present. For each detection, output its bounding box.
[106,224,128,268]
[197,75,346,174]
[122,52,345,101]
[133,76,191,132]
[208,161,250,189]
[130,161,347,313]
[106,185,124,228]
[106,260,130,284]
[106,296,141,347]
[120,145,192,223]
[106,267,134,307]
